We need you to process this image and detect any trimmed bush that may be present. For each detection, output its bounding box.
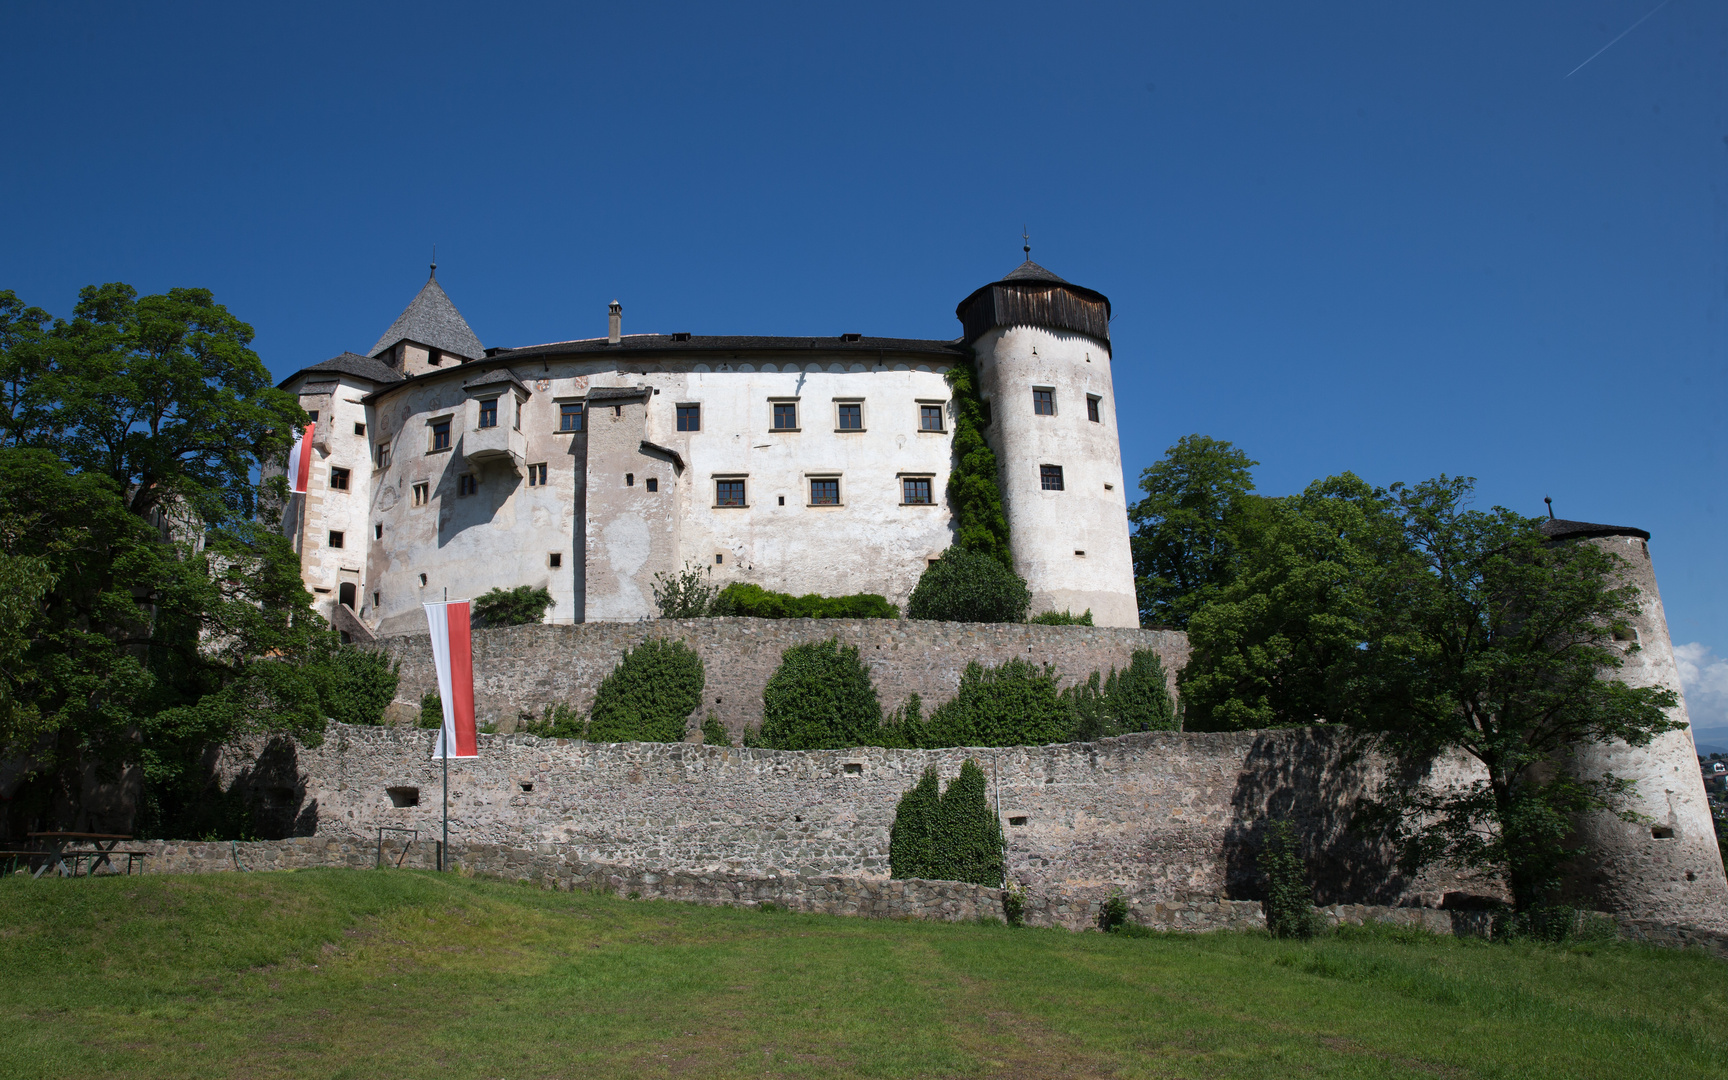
[701,713,730,746]
[921,658,1071,748]
[906,547,1030,623]
[471,585,554,627]
[757,638,884,749]
[713,582,899,620]
[1030,608,1093,626]
[1260,820,1322,939]
[523,703,585,739]
[303,644,399,726]
[889,760,1005,887]
[586,638,705,743]
[1106,649,1177,732]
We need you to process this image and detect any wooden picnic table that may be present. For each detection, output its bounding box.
[25,832,140,879]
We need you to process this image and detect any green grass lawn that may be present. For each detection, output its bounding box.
[2,870,1724,1079]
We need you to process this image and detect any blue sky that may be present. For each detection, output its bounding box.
[4,2,1725,738]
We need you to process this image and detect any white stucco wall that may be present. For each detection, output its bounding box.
[290,375,376,623]
[973,325,1138,627]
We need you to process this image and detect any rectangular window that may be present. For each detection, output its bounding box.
[327,530,344,549]
[1086,395,1101,422]
[645,477,658,492]
[354,422,366,436]
[902,477,932,504]
[527,462,548,487]
[549,552,562,568]
[431,419,451,451]
[412,482,429,506]
[374,523,382,540]
[810,478,840,505]
[677,404,700,431]
[559,402,585,432]
[458,473,478,497]
[1040,465,1065,491]
[1033,389,1055,416]
[477,398,498,429]
[328,467,350,491]
[716,479,746,507]
[919,404,944,432]
[836,402,862,430]
[772,401,798,431]
[377,442,390,469]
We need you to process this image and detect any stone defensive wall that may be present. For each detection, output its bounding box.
[221,723,1489,917]
[369,619,1191,737]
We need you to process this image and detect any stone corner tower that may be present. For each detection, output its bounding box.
[1543,517,1728,931]
[956,260,1138,628]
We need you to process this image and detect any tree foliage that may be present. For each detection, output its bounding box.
[921,658,1072,748]
[1259,820,1323,938]
[585,638,706,743]
[1129,435,1260,628]
[471,585,553,627]
[652,561,721,618]
[713,583,898,619]
[757,638,885,750]
[1062,649,1177,741]
[889,761,1005,886]
[907,547,1031,624]
[943,360,1012,568]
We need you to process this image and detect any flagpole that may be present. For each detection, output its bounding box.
[442,747,449,872]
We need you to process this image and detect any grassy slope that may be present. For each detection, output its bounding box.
[2,870,1724,1079]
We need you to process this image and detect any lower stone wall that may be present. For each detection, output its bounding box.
[371,619,1191,738]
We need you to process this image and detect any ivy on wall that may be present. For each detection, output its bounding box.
[944,359,1012,569]
[584,638,705,743]
[756,638,884,750]
[889,760,1005,887]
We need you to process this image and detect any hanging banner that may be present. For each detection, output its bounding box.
[425,600,478,759]
[286,422,316,494]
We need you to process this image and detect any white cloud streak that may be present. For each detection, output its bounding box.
[1675,642,1728,746]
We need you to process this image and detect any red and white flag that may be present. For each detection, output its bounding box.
[286,422,316,494]
[425,600,478,759]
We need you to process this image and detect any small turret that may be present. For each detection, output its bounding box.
[370,267,485,376]
[958,257,1138,627]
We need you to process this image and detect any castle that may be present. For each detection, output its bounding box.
[277,259,1137,636]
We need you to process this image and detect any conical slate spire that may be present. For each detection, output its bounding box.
[369,272,484,361]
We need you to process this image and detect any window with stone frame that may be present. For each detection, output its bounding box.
[1033,389,1055,416]
[772,401,798,431]
[430,419,451,451]
[1040,465,1065,491]
[559,402,585,432]
[902,477,933,504]
[328,467,350,491]
[809,477,840,505]
[716,479,746,507]
[677,404,700,431]
[919,404,944,432]
[836,402,862,431]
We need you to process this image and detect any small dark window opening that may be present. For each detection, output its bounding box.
[418,573,428,586]
[625,473,634,487]
[329,467,350,491]
[843,763,863,775]
[338,582,356,609]
[328,530,345,548]
[478,398,498,428]
[549,552,562,568]
[458,474,477,496]
[1087,396,1100,422]
[1040,465,1065,491]
[715,553,724,565]
[372,591,380,608]
[613,404,622,417]
[1033,389,1055,415]
[354,422,366,435]
[778,495,785,506]
[1652,826,1676,839]
[386,786,420,807]
[677,404,700,431]
[646,477,658,492]
[307,410,319,423]
[1009,816,1028,827]
[519,781,534,792]
[1075,550,1086,557]
[374,523,383,540]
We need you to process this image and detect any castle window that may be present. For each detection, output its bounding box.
[377,442,390,469]
[835,401,863,431]
[477,398,498,429]
[715,553,724,564]
[559,402,585,432]
[919,404,944,432]
[778,495,785,505]
[354,422,366,436]
[458,474,478,497]
[373,591,380,608]
[419,573,427,586]
[549,552,562,568]
[1033,389,1055,416]
[328,467,350,491]
[328,530,345,549]
[716,479,746,507]
[412,482,429,506]
[902,477,933,505]
[772,401,798,431]
[646,477,658,492]
[527,463,548,486]
[1087,395,1101,422]
[374,523,383,540]
[677,404,701,431]
[1040,465,1065,491]
[809,478,840,506]
[430,418,452,451]
[306,410,319,423]
[625,473,634,487]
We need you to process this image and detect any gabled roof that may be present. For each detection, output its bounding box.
[486,333,966,363]
[1539,518,1651,542]
[279,351,404,389]
[369,273,484,361]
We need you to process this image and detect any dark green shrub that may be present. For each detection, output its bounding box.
[1106,649,1176,732]
[1030,608,1093,625]
[1099,893,1130,932]
[921,658,1071,748]
[523,703,585,739]
[1062,671,1109,742]
[713,582,899,619]
[302,644,399,726]
[652,561,720,618]
[880,692,926,748]
[471,585,554,627]
[757,638,884,749]
[1260,819,1322,939]
[701,713,730,746]
[418,690,443,729]
[889,760,1005,887]
[586,638,705,743]
[1002,884,1026,927]
[943,359,1013,567]
[906,548,1030,624]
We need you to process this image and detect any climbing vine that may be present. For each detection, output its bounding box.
[944,358,1012,568]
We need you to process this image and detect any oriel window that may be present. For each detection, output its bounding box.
[560,402,585,432]
[478,398,498,429]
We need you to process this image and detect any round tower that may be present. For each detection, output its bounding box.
[1543,518,1728,930]
[956,260,1138,627]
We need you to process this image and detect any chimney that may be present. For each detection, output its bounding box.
[608,300,622,345]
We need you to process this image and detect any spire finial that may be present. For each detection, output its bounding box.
[1022,226,1031,260]
[430,244,437,279]
[1544,496,1554,520]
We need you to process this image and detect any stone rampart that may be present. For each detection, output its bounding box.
[370,619,1190,737]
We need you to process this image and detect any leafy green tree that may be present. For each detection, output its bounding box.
[1128,435,1260,628]
[1356,477,1681,912]
[943,360,1012,568]
[1180,473,1403,731]
[652,561,720,618]
[922,658,1071,748]
[586,639,706,743]
[906,547,1031,624]
[300,642,399,727]
[471,585,553,627]
[758,638,884,750]
[0,290,52,448]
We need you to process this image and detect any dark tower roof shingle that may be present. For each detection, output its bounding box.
[279,351,405,389]
[1001,260,1070,284]
[369,275,484,361]
[1539,518,1651,542]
